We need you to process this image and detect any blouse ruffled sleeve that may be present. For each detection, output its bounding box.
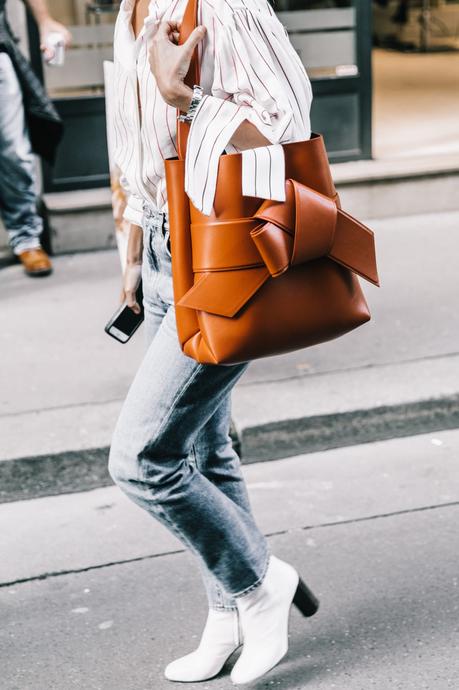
[184,0,312,215]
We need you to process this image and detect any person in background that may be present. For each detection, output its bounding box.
[0,0,71,276]
[374,0,410,25]
[392,0,410,25]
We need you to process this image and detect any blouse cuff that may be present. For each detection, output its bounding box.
[184,94,287,216]
[122,194,144,226]
[184,94,248,215]
[240,144,286,203]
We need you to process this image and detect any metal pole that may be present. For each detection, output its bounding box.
[420,0,431,53]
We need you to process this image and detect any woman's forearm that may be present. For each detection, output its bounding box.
[229,120,271,150]
[123,224,143,312]
[176,88,271,153]
[177,88,271,150]
[127,223,144,265]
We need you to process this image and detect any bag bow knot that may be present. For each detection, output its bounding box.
[251,179,379,287]
[177,178,379,320]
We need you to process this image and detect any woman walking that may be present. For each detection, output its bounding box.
[108,0,317,683]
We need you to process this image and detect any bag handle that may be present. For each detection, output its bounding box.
[176,0,200,160]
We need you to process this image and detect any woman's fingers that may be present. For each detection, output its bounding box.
[169,20,181,31]
[40,44,54,61]
[181,25,206,57]
[154,19,201,46]
[125,289,141,314]
[149,20,205,105]
[154,19,180,41]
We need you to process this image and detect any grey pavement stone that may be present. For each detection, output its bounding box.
[1,503,458,689]
[1,428,458,587]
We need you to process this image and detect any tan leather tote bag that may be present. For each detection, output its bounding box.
[164,0,379,366]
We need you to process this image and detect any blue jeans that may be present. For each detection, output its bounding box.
[0,52,42,254]
[108,202,270,610]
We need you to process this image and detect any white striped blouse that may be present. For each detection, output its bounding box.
[112,0,313,225]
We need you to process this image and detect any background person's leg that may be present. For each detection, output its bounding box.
[0,53,43,254]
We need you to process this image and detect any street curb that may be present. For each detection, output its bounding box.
[2,394,459,505]
[239,394,459,461]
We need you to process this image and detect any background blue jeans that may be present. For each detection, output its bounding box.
[108,203,270,610]
[0,52,42,254]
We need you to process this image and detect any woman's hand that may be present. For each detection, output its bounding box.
[148,20,206,110]
[24,2,72,58]
[148,18,270,150]
[38,17,72,61]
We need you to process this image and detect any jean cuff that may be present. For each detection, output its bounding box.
[13,239,41,255]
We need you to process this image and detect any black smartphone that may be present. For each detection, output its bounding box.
[105,281,144,343]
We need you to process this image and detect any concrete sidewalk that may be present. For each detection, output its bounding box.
[2,430,459,689]
[1,428,457,586]
[1,211,459,500]
[4,506,458,690]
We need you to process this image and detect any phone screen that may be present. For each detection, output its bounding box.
[107,304,143,342]
[113,305,142,334]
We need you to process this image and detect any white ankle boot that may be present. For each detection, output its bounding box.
[164,608,242,682]
[230,555,319,685]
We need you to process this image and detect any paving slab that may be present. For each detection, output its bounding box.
[1,429,458,586]
[1,503,458,690]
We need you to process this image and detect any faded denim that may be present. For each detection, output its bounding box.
[0,52,42,254]
[108,202,270,610]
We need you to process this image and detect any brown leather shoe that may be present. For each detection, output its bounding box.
[17,248,53,277]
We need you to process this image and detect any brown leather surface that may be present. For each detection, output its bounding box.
[164,0,379,365]
[17,248,52,276]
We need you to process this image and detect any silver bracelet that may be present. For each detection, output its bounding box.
[177,85,204,123]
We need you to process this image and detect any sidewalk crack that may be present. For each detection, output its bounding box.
[2,500,458,590]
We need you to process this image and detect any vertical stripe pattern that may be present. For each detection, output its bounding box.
[241,144,285,203]
[112,0,312,220]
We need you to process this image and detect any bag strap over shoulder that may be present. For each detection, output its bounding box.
[176,0,200,160]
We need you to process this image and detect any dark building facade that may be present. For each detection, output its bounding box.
[24,0,373,193]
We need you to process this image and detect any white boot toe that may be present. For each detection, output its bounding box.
[164,608,241,682]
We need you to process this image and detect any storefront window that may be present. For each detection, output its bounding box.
[41,1,362,94]
[13,0,372,190]
[276,0,358,79]
[39,1,363,94]
[42,0,118,98]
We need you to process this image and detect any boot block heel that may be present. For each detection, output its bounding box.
[293,578,319,617]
